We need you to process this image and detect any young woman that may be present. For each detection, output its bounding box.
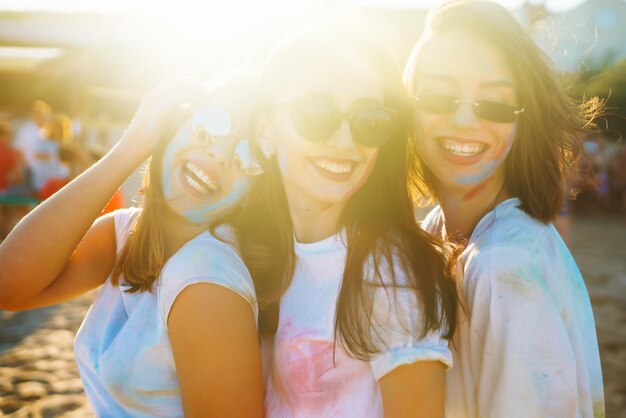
[233,21,458,418]
[0,76,264,417]
[403,2,605,417]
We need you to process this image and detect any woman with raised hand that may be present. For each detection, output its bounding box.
[234,20,458,418]
[0,75,264,418]
[403,1,604,417]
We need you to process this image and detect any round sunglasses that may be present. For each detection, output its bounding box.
[413,94,524,123]
[277,96,398,148]
[191,105,262,176]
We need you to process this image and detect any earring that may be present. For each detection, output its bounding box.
[259,136,274,160]
[234,138,264,176]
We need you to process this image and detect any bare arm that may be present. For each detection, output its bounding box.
[168,284,264,418]
[0,76,207,311]
[380,361,446,418]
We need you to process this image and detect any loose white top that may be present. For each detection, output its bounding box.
[264,231,452,418]
[74,208,257,417]
[422,198,604,418]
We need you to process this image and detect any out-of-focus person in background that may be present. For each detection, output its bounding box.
[0,121,22,193]
[404,1,604,417]
[14,101,52,189]
[607,144,626,214]
[37,142,124,214]
[0,121,25,239]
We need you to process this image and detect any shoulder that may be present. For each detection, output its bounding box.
[111,207,142,228]
[461,202,556,304]
[111,207,142,249]
[161,233,250,283]
[158,232,257,325]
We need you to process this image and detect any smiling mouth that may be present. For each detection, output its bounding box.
[311,158,355,174]
[182,161,219,195]
[438,138,487,157]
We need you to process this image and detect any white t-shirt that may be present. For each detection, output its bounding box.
[74,208,257,418]
[264,232,452,418]
[422,198,604,418]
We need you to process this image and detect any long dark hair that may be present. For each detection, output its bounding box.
[404,0,602,222]
[233,20,458,359]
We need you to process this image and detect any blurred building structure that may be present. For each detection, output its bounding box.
[525,0,626,72]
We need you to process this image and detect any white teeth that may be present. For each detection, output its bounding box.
[183,161,218,194]
[442,140,486,157]
[313,159,353,174]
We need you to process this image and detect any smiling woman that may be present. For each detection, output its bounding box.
[232,18,459,418]
[404,1,605,417]
[0,74,264,418]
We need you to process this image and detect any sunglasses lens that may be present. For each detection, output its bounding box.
[192,106,232,142]
[475,101,519,123]
[415,94,457,114]
[351,107,395,147]
[291,99,340,142]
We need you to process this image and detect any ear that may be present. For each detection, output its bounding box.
[255,114,276,160]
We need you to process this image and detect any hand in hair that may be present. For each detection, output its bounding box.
[118,75,209,163]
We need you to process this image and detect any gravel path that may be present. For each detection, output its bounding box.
[1,214,624,417]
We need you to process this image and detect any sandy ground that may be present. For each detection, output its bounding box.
[0,214,625,417]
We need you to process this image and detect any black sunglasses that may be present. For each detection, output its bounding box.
[277,96,398,148]
[413,94,524,123]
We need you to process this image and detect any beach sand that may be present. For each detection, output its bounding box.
[1,214,625,417]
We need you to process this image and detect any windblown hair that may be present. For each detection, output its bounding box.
[403,0,602,222]
[111,75,257,292]
[233,20,458,359]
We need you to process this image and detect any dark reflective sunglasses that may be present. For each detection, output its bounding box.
[413,94,524,123]
[278,96,398,148]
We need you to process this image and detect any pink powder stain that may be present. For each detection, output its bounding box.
[462,176,495,202]
[267,318,366,417]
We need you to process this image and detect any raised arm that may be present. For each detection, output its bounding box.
[0,76,207,311]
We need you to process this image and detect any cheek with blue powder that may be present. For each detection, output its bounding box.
[182,176,251,224]
[455,125,516,189]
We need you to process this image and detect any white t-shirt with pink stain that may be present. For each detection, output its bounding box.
[422,198,604,418]
[264,232,452,418]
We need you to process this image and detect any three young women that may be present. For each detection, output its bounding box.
[404,1,605,417]
[0,76,264,417]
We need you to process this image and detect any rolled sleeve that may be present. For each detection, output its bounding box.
[369,282,452,380]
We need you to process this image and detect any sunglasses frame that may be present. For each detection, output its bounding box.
[413,95,524,123]
[190,105,262,176]
[275,96,399,148]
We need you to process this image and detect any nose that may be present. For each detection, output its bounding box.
[204,139,233,168]
[326,119,356,150]
[449,100,480,129]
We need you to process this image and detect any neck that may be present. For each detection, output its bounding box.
[162,211,208,256]
[438,176,509,243]
[283,183,345,244]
